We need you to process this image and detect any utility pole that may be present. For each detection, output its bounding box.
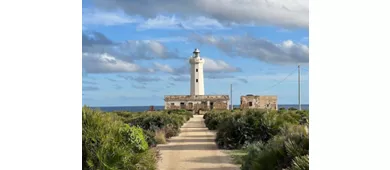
[298,64,301,110]
[230,84,233,110]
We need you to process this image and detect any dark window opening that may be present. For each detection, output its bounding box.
[201,101,207,108]
[196,69,198,72]
[171,103,175,106]
[249,102,253,106]
[210,102,214,110]
[196,79,198,82]
[180,102,185,109]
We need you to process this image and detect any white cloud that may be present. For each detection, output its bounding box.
[153,63,175,73]
[131,76,161,82]
[205,73,235,79]
[114,40,181,60]
[82,53,149,73]
[83,86,100,91]
[148,41,165,56]
[301,37,309,42]
[170,75,190,82]
[92,0,308,28]
[137,15,226,30]
[150,37,187,43]
[203,57,241,72]
[82,8,139,26]
[137,15,179,30]
[160,56,241,75]
[83,31,182,62]
[132,84,146,89]
[191,34,309,64]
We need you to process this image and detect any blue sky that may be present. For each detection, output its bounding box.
[82,0,309,106]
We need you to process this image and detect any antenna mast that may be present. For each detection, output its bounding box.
[230,84,233,110]
[298,64,301,110]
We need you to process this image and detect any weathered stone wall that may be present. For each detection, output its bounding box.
[164,95,229,112]
[240,95,278,110]
[165,95,229,101]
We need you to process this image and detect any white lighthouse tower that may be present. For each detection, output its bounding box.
[189,48,205,95]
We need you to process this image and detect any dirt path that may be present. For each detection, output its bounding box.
[157,115,240,170]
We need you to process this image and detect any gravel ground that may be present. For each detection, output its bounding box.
[157,115,240,170]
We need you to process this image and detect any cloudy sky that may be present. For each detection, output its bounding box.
[82,0,309,106]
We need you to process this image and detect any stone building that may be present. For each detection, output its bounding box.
[164,95,229,113]
[164,49,229,114]
[240,94,278,110]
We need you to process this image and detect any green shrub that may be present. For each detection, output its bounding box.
[278,107,288,114]
[164,124,180,138]
[204,111,233,130]
[119,124,149,153]
[121,110,192,139]
[225,149,248,165]
[215,110,280,149]
[134,148,160,170]
[288,107,298,111]
[203,108,310,169]
[241,124,309,170]
[83,108,192,170]
[213,109,308,150]
[82,106,157,170]
[216,114,248,149]
[142,129,157,147]
[166,109,193,120]
[290,155,309,170]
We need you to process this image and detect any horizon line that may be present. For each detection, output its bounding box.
[84,104,310,108]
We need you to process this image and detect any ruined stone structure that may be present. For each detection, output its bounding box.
[164,95,229,112]
[240,95,278,110]
[164,49,229,114]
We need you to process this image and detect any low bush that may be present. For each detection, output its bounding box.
[203,108,309,169]
[205,109,309,150]
[241,124,309,170]
[135,148,160,170]
[164,124,180,138]
[119,124,149,153]
[119,110,192,140]
[204,111,233,130]
[164,109,193,121]
[82,106,157,170]
[83,107,193,170]
[142,129,157,147]
[290,154,309,170]
[215,110,287,149]
[288,107,298,111]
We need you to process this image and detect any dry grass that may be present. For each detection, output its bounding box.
[154,130,167,144]
[224,149,248,165]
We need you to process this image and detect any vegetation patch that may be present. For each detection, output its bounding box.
[224,149,248,165]
[154,130,167,144]
[203,108,309,170]
[82,106,192,170]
